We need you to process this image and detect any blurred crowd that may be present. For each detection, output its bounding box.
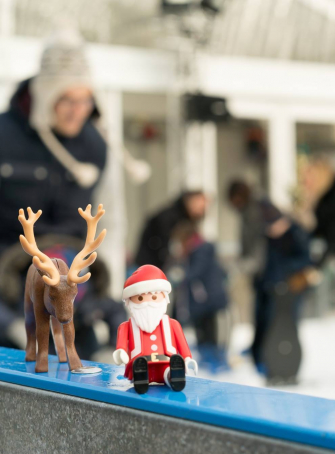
[1,29,335,384]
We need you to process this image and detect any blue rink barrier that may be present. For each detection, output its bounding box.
[0,347,334,451]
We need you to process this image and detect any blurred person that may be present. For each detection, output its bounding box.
[227,180,311,379]
[135,190,207,269]
[0,29,109,353]
[0,29,106,245]
[310,156,335,260]
[167,221,229,373]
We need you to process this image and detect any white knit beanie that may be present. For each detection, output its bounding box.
[30,29,100,188]
[30,28,93,130]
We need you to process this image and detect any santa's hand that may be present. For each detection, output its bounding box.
[113,349,129,365]
[185,357,198,376]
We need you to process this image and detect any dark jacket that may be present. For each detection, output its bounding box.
[170,239,228,323]
[238,197,283,278]
[0,79,107,248]
[263,222,311,287]
[186,242,229,319]
[135,196,191,269]
[314,179,335,256]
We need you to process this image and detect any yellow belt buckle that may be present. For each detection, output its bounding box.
[151,353,159,362]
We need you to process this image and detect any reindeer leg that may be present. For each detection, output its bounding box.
[62,321,82,371]
[24,292,36,362]
[35,310,50,373]
[51,317,67,363]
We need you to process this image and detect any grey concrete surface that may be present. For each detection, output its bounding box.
[0,381,330,454]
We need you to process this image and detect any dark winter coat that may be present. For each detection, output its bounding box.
[314,179,335,257]
[186,242,229,319]
[0,79,107,249]
[262,222,311,288]
[135,196,191,269]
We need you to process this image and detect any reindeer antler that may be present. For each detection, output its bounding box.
[67,204,106,286]
[18,207,60,286]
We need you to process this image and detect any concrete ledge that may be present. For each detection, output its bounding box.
[0,382,329,454]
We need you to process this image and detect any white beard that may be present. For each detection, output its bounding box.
[128,298,168,333]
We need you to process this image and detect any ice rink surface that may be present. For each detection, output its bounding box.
[196,315,335,401]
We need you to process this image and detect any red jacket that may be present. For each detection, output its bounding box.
[116,314,192,379]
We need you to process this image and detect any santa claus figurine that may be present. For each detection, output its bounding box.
[113,265,198,394]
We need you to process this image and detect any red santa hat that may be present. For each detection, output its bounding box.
[122,265,171,301]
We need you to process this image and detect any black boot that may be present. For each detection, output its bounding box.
[169,354,186,392]
[133,356,149,394]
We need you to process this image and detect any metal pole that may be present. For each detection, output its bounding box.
[96,90,126,299]
[202,122,219,241]
[0,0,15,38]
[268,112,297,210]
[166,93,184,199]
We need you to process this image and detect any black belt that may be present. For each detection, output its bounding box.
[143,354,170,362]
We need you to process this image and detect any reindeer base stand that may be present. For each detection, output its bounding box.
[19,205,106,374]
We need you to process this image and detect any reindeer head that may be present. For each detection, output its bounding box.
[18,205,106,324]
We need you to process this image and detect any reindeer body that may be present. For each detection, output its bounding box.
[19,205,106,373]
[24,258,81,372]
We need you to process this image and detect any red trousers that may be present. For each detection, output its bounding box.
[126,360,169,382]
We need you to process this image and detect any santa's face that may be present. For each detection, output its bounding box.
[128,291,168,333]
[130,291,165,304]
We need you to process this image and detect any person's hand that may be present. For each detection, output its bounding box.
[113,349,129,365]
[266,217,291,238]
[185,357,198,375]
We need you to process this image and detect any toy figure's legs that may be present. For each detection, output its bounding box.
[51,316,67,363]
[147,361,169,383]
[62,321,82,372]
[163,367,170,386]
[132,357,186,393]
[133,356,149,394]
[24,293,36,362]
[34,311,50,373]
[163,355,186,392]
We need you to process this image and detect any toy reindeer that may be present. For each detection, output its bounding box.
[18,204,106,374]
